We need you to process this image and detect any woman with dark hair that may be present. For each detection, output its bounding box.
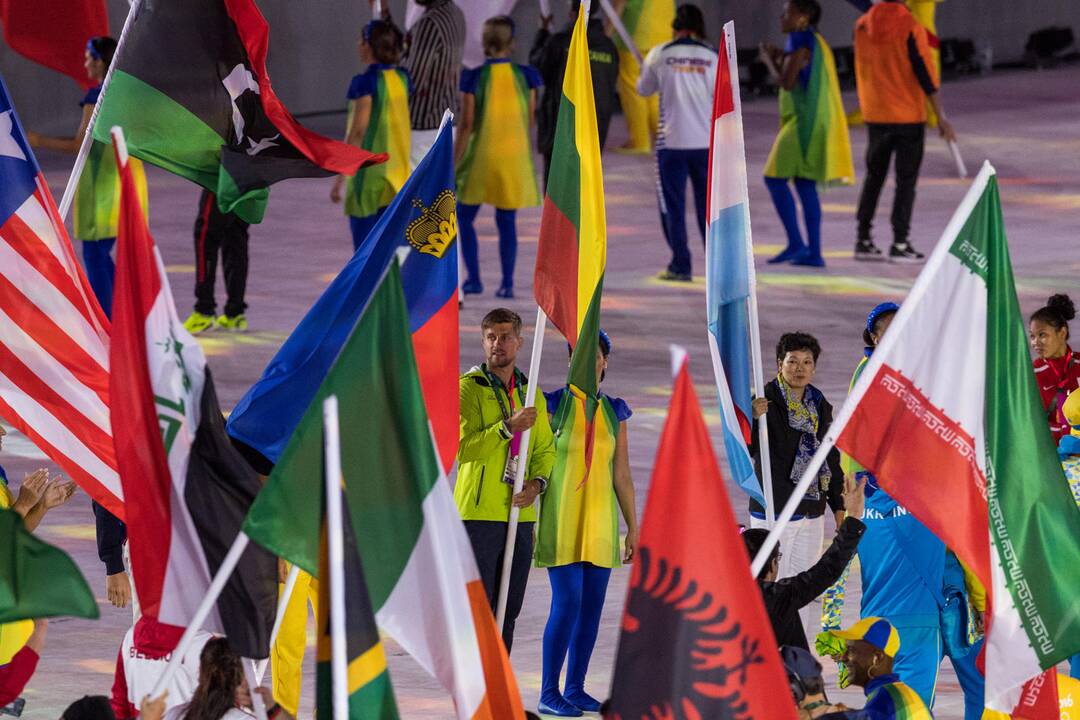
[164,638,292,720]
[536,331,637,717]
[749,331,845,579]
[758,0,853,268]
[1030,294,1080,442]
[26,36,149,319]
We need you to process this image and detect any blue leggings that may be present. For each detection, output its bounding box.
[349,206,388,252]
[82,238,116,319]
[541,562,611,705]
[457,204,518,289]
[764,176,821,257]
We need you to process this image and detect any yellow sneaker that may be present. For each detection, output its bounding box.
[183,311,216,334]
[216,314,248,332]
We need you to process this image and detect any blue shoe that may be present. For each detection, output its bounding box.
[495,285,514,299]
[767,244,805,264]
[790,250,826,268]
[462,279,484,295]
[538,696,583,717]
[564,688,602,712]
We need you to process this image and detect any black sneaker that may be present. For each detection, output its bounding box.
[854,239,885,262]
[889,241,925,264]
[657,269,692,282]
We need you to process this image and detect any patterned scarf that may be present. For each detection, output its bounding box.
[777,373,831,498]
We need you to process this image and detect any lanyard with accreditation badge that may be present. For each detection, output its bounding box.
[486,367,524,485]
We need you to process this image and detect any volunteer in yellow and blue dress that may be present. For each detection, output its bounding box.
[454,15,543,299]
[27,36,149,319]
[330,20,411,252]
[536,332,638,717]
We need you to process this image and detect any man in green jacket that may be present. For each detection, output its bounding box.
[456,308,555,651]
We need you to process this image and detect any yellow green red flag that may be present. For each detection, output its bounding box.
[534,3,607,401]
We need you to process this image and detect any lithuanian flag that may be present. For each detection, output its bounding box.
[534,3,607,402]
[92,0,385,223]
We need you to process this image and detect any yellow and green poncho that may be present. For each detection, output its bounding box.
[74,86,149,241]
[536,388,630,568]
[763,31,854,186]
[456,59,542,210]
[344,64,411,219]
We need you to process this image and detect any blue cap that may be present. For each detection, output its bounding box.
[866,302,899,335]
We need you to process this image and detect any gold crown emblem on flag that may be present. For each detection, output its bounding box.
[405,190,457,259]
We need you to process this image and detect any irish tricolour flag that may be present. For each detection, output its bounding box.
[705,22,761,504]
[833,162,1080,710]
[243,261,523,719]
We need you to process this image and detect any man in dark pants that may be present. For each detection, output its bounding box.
[183,190,250,333]
[853,0,956,264]
[531,0,620,190]
[453,309,555,651]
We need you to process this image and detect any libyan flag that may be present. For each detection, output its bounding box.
[0,508,98,623]
[92,0,386,223]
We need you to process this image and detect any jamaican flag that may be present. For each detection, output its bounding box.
[315,485,399,720]
[93,0,386,223]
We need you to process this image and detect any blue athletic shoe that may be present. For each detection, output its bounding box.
[538,694,583,717]
[462,279,484,295]
[564,688,602,712]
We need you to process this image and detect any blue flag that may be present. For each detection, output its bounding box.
[227,121,457,466]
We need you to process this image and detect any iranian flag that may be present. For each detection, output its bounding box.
[833,162,1080,710]
[243,261,524,720]
[92,0,384,222]
[108,127,277,658]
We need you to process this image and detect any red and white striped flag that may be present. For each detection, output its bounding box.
[0,74,122,517]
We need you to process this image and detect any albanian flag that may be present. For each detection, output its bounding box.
[608,348,796,720]
[92,0,386,223]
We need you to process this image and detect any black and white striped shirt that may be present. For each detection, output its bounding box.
[402,0,466,131]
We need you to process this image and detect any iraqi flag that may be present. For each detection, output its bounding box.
[705,21,763,506]
[91,0,385,223]
[607,347,797,720]
[227,119,458,473]
[0,0,108,89]
[244,261,523,720]
[832,162,1080,711]
[107,127,276,658]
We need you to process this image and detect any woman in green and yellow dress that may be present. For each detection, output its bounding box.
[28,36,148,318]
[758,0,853,268]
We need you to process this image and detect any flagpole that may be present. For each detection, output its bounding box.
[254,563,301,684]
[323,395,349,720]
[723,21,777,527]
[596,0,644,65]
[148,531,252,698]
[57,0,144,222]
[750,161,997,577]
[495,307,547,631]
[242,659,270,720]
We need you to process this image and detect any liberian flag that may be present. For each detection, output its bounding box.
[91,0,384,223]
[244,261,523,720]
[0,73,121,517]
[226,119,459,472]
[705,22,762,505]
[608,347,796,720]
[832,162,1080,711]
[534,2,606,404]
[108,127,276,658]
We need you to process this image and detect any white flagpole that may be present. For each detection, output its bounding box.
[495,307,547,630]
[750,161,997,577]
[242,660,269,720]
[148,531,251,698]
[596,0,644,65]
[722,21,777,526]
[57,0,144,222]
[948,139,968,179]
[323,395,349,720]
[254,563,301,684]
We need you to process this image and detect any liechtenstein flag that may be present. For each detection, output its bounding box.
[705,23,762,505]
[227,117,459,472]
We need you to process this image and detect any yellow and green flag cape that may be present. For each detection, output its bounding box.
[533,4,607,404]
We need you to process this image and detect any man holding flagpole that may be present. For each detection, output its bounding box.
[454,309,555,651]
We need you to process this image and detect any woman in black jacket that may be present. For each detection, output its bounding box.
[749,332,845,579]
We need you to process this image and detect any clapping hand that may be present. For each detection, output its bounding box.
[13,468,49,516]
[42,478,77,509]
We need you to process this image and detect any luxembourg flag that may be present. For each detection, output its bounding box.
[705,21,762,505]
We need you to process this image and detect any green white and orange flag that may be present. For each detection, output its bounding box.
[243,262,524,720]
[831,162,1080,711]
[534,2,607,404]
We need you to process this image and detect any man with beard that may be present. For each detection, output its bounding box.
[454,308,555,652]
[831,618,933,719]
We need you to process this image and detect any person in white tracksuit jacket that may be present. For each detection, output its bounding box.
[636,4,717,282]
